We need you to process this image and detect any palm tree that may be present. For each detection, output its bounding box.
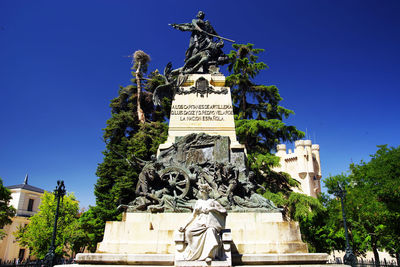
[132,50,151,124]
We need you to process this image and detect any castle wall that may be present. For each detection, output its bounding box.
[274,140,322,198]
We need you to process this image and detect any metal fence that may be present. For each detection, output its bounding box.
[329,257,398,267]
[0,258,74,267]
[2,258,397,267]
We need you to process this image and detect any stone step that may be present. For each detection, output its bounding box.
[56,265,170,267]
[58,265,348,267]
[233,253,329,265]
[75,253,174,265]
[73,253,332,266]
[233,265,349,267]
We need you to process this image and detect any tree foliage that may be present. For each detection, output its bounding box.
[0,177,16,239]
[78,206,106,252]
[298,192,345,253]
[348,145,400,265]
[226,43,303,154]
[310,145,400,265]
[16,192,85,258]
[227,44,321,221]
[87,59,169,249]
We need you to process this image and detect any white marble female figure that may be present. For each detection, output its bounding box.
[179,183,227,262]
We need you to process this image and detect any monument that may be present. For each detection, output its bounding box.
[75,11,331,267]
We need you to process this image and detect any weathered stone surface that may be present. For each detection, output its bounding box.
[158,74,244,152]
[58,264,348,267]
[175,260,231,267]
[73,252,330,266]
[75,253,173,265]
[95,213,307,255]
[227,214,308,255]
[233,253,328,265]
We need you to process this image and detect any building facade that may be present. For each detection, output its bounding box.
[0,176,44,262]
[273,140,322,198]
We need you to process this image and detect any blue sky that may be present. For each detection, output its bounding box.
[1,0,399,208]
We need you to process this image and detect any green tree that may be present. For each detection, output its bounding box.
[78,206,105,252]
[226,43,303,153]
[349,145,400,265]
[226,44,320,221]
[324,145,400,266]
[0,177,16,240]
[89,58,169,249]
[16,191,85,258]
[298,192,346,253]
[95,65,168,211]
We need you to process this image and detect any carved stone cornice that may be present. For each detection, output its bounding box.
[176,77,228,97]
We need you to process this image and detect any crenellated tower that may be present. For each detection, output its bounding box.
[274,140,322,197]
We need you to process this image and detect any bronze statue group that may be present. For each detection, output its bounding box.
[122,133,279,213]
[169,11,232,74]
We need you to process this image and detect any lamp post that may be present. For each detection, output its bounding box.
[333,181,356,266]
[44,180,66,267]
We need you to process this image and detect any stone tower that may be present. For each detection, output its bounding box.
[274,140,322,197]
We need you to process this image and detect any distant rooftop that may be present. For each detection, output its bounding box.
[6,174,45,194]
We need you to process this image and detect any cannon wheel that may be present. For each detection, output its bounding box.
[159,166,191,199]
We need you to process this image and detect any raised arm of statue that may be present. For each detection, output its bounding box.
[169,23,194,32]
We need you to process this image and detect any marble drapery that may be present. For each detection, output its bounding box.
[182,198,226,261]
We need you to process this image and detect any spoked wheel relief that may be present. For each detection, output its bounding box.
[159,166,191,199]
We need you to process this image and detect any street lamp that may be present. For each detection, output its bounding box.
[44,180,66,266]
[333,181,357,266]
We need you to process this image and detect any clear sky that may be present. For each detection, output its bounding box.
[1,0,399,209]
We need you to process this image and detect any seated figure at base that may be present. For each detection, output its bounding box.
[179,183,227,262]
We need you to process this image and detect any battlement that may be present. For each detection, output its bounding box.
[273,140,322,198]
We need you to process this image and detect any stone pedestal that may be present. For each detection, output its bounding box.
[158,74,245,154]
[95,212,303,254]
[75,212,328,266]
[226,213,308,254]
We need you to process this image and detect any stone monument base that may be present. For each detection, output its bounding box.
[74,212,331,266]
[75,253,173,265]
[74,253,330,266]
[93,212,305,255]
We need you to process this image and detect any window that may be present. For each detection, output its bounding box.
[27,199,34,211]
[18,249,25,261]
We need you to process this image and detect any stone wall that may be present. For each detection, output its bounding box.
[274,140,322,198]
